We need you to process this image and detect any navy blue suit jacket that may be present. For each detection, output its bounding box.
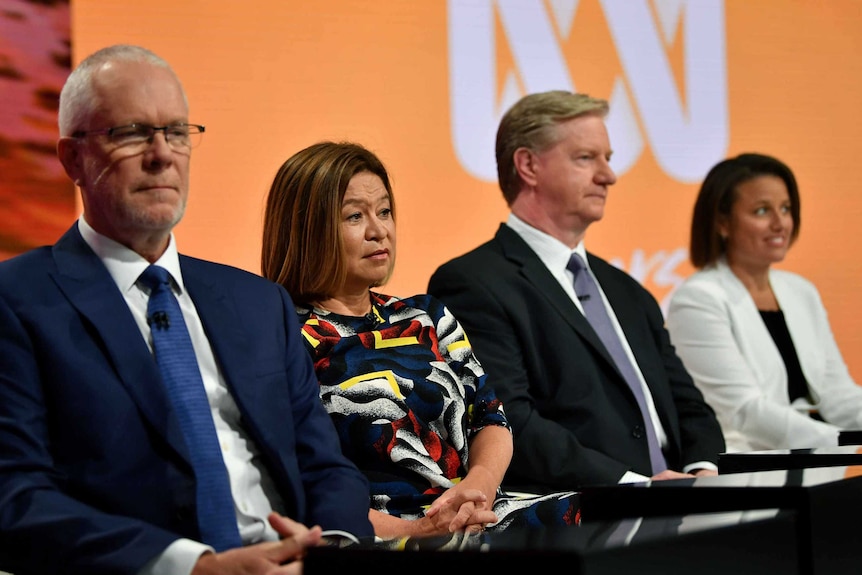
[428,224,724,491]
[0,225,372,574]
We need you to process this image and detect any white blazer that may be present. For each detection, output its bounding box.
[666,260,862,452]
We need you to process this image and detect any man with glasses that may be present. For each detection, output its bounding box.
[0,44,372,575]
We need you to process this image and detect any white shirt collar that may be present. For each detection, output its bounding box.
[77,216,185,294]
[506,212,589,273]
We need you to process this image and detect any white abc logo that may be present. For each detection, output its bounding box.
[448,0,729,183]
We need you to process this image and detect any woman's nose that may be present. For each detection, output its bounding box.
[367,216,386,239]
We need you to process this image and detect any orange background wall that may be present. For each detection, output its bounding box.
[68,1,862,378]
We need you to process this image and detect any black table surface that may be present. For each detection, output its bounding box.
[578,467,862,574]
[719,444,862,474]
[306,508,798,575]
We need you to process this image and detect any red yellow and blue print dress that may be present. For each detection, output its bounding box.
[297,291,579,531]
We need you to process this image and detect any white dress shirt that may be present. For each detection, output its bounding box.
[78,217,284,575]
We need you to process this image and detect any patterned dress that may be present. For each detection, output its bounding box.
[298,291,579,531]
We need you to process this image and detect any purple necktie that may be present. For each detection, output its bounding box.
[567,254,667,475]
[138,265,242,551]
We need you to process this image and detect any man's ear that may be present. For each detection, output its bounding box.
[57,137,83,185]
[512,147,538,187]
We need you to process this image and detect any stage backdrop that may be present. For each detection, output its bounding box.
[0,0,73,259]
[56,0,862,378]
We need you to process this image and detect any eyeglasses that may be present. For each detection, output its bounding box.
[73,123,205,151]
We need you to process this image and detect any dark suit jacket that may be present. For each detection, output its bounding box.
[0,225,372,575]
[428,224,724,492]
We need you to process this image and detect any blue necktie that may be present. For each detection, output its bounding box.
[138,265,242,551]
[567,254,668,475]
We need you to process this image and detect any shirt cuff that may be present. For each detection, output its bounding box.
[619,470,651,484]
[137,538,213,575]
[683,461,718,474]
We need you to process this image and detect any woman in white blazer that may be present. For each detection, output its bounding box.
[667,153,862,452]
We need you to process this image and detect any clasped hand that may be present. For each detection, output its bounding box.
[192,513,322,575]
[424,482,498,535]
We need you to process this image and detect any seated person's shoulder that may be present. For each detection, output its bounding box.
[671,267,727,301]
[769,269,826,311]
[181,257,294,311]
[771,268,817,292]
[381,293,455,326]
[434,239,503,272]
[591,254,654,295]
[392,294,474,341]
[0,246,55,286]
[184,256,283,290]
[396,293,442,313]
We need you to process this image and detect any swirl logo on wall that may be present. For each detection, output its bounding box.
[448,0,729,183]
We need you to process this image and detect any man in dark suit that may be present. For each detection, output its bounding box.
[428,90,724,492]
[0,45,372,575]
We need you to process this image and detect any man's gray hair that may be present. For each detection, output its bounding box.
[495,90,609,205]
[58,45,181,136]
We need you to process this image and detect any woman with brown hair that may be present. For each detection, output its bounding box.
[262,141,579,540]
[667,152,862,452]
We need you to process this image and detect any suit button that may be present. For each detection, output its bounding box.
[632,425,644,439]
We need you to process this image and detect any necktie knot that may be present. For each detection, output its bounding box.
[567,253,586,276]
[567,254,592,303]
[140,266,175,331]
[139,265,172,292]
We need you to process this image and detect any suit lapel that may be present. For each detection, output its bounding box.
[51,227,190,463]
[180,257,255,410]
[717,261,761,318]
[495,226,621,374]
[591,255,680,436]
[590,255,644,350]
[589,254,657,382]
